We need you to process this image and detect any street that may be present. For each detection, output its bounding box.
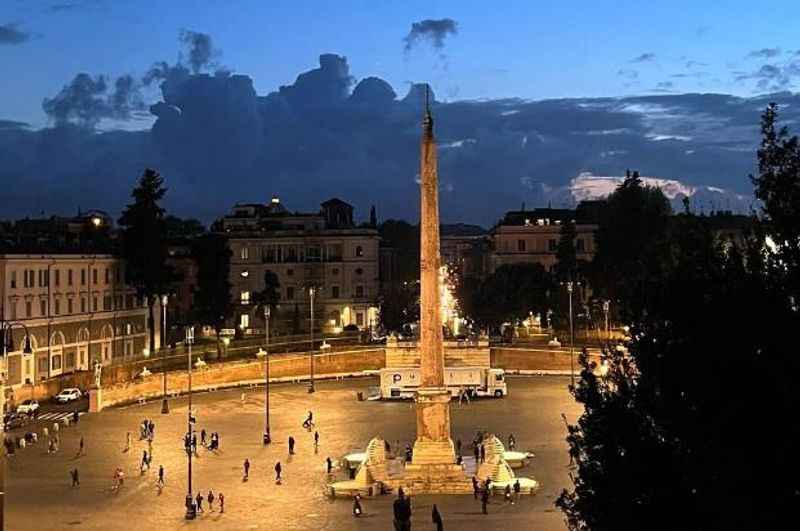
[5,376,580,530]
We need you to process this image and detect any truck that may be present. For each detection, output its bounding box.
[377,367,507,400]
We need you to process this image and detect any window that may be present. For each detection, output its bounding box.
[81,269,86,285]
[68,299,73,314]
[66,352,75,368]
[286,287,295,300]
[55,299,60,315]
[332,268,339,276]
[38,357,48,375]
[240,291,251,305]
[284,247,297,263]
[548,239,557,252]
[517,239,526,252]
[263,247,276,263]
[92,269,98,285]
[10,271,16,289]
[93,297,98,312]
[68,269,73,286]
[9,301,16,319]
[40,300,47,316]
[287,269,294,277]
[328,244,343,262]
[576,239,585,252]
[81,298,86,313]
[240,313,250,329]
[355,285,364,298]
[306,246,321,262]
[51,355,61,371]
[356,311,364,327]
[55,269,60,286]
[104,296,112,310]
[240,246,249,260]
[331,286,340,299]
[355,245,363,257]
[105,268,110,284]
[25,301,32,318]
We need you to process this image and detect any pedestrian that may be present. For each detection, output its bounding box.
[43,426,49,439]
[288,435,295,455]
[219,492,224,513]
[125,431,132,452]
[158,465,165,486]
[326,456,333,474]
[191,433,198,455]
[303,410,313,430]
[473,444,479,463]
[148,420,155,438]
[472,476,479,499]
[432,504,444,531]
[352,494,363,517]
[513,479,521,502]
[208,489,215,511]
[48,439,55,454]
[508,433,516,451]
[141,450,149,472]
[458,387,465,404]
[71,468,80,487]
[481,487,490,514]
[53,421,59,434]
[195,491,204,513]
[200,429,207,447]
[456,438,461,455]
[274,461,282,483]
[480,444,486,463]
[314,430,319,447]
[73,410,79,424]
[78,436,84,456]
[504,484,512,504]
[393,488,412,531]
[243,458,250,480]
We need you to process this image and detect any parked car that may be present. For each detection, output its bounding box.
[16,399,39,415]
[54,388,82,403]
[3,412,27,431]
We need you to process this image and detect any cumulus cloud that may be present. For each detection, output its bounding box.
[42,73,146,127]
[734,60,800,92]
[403,18,458,52]
[180,29,217,74]
[0,23,30,45]
[747,47,781,59]
[631,52,656,63]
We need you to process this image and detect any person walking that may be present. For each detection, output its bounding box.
[456,438,462,456]
[513,479,521,503]
[472,476,479,500]
[481,487,490,515]
[208,490,215,511]
[70,468,80,487]
[158,465,165,487]
[479,443,486,463]
[195,491,204,513]
[200,429,207,447]
[314,431,320,448]
[432,504,444,531]
[243,458,250,480]
[73,410,80,424]
[274,461,282,483]
[141,450,149,472]
[473,443,479,463]
[288,436,295,455]
[504,484,512,504]
[326,456,333,474]
[352,494,363,517]
[78,436,84,456]
[507,433,516,451]
[218,492,224,513]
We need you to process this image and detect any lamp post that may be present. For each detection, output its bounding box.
[260,304,271,444]
[308,287,315,394]
[161,294,169,414]
[603,300,610,340]
[564,280,580,387]
[184,326,196,520]
[1,322,34,421]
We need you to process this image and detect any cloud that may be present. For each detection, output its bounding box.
[180,29,217,74]
[734,61,800,92]
[403,18,458,52]
[0,23,30,45]
[0,119,30,130]
[747,47,781,59]
[41,72,146,127]
[617,69,639,80]
[671,71,710,79]
[48,2,82,11]
[631,52,656,63]
[685,60,708,69]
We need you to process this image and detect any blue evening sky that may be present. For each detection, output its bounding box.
[2,0,799,129]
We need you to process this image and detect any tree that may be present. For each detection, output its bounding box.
[191,233,233,358]
[378,282,419,334]
[253,270,281,331]
[118,168,175,353]
[558,116,800,530]
[751,102,800,299]
[590,171,672,323]
[553,219,578,283]
[164,216,205,239]
[291,303,301,335]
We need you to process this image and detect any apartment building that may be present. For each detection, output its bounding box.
[215,197,380,334]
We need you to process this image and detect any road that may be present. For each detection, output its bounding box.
[5,376,581,530]
[3,396,88,437]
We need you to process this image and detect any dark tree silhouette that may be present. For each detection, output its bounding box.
[118,168,175,353]
[253,270,281,332]
[191,233,233,358]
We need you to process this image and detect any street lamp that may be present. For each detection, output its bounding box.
[1,322,33,419]
[184,325,196,520]
[308,287,316,394]
[161,294,169,414]
[563,280,581,387]
[602,300,610,340]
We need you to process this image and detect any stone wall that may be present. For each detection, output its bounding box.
[386,339,490,368]
[491,347,601,371]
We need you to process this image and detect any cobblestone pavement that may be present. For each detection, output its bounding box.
[5,376,581,530]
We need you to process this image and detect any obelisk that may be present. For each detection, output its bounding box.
[409,88,457,469]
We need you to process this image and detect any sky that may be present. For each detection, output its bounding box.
[1,0,799,225]
[3,0,800,129]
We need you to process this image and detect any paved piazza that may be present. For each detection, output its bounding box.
[6,376,581,530]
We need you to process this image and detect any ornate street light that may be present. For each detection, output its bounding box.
[184,326,196,520]
[161,294,169,414]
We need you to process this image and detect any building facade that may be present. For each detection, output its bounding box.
[489,203,600,273]
[215,197,380,334]
[0,254,149,389]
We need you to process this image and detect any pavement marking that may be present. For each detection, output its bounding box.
[37,411,85,421]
